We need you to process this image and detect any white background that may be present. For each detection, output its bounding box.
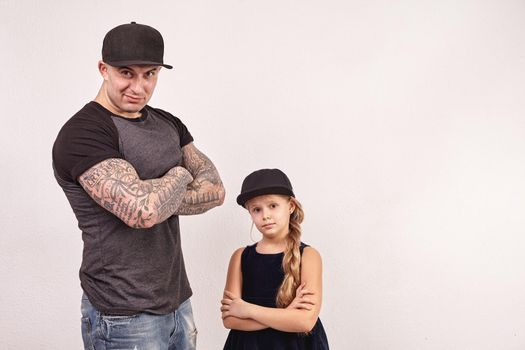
[1,0,525,349]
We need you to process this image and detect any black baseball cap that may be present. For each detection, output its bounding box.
[102,22,173,69]
[237,169,295,207]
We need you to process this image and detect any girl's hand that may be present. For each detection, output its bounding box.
[221,290,252,319]
[287,283,315,311]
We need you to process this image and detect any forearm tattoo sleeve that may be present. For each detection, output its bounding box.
[79,158,193,228]
[176,144,225,215]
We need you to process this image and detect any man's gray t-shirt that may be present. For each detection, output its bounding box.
[52,101,194,315]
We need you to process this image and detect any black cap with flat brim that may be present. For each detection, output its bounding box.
[237,169,295,207]
[102,22,173,69]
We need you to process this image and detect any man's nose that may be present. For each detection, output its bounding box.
[129,77,145,94]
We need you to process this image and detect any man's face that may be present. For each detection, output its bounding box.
[99,62,161,118]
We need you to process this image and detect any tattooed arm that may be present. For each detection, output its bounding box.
[78,158,194,228]
[175,142,225,215]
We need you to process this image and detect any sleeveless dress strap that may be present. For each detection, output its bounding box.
[299,242,309,255]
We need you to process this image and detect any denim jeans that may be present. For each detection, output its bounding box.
[81,294,197,350]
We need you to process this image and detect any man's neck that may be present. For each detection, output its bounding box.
[94,86,142,119]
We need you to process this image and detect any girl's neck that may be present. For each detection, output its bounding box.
[256,238,287,254]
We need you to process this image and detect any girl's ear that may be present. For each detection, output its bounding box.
[289,199,296,214]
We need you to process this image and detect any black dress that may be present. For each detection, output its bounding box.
[223,242,329,350]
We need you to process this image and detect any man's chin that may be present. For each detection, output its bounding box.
[122,103,145,113]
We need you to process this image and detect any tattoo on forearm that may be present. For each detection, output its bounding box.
[175,180,224,215]
[176,144,225,215]
[79,158,192,228]
[183,144,222,186]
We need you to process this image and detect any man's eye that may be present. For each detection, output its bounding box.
[121,71,132,77]
[147,71,156,77]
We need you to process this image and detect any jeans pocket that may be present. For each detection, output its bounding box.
[101,314,137,321]
[172,300,197,349]
[81,317,95,350]
[100,314,138,340]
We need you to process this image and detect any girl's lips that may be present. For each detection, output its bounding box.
[262,223,275,229]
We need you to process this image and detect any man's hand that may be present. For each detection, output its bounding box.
[184,179,225,206]
[174,142,225,215]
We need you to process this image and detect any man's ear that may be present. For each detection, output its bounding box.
[98,60,109,79]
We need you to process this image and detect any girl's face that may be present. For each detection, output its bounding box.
[246,194,295,241]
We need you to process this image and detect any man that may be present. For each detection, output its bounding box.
[52,22,225,349]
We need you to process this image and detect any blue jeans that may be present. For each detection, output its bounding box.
[81,294,197,350]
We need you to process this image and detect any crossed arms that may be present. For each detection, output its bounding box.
[221,247,323,333]
[78,142,225,228]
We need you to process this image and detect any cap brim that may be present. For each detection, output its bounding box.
[105,60,173,69]
[236,187,295,207]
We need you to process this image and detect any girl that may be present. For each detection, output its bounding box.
[221,168,329,349]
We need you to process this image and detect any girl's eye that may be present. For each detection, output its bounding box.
[252,208,260,213]
[270,203,277,208]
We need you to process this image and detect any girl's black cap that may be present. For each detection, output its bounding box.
[102,22,173,69]
[237,168,295,207]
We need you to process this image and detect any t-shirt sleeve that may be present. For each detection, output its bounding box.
[52,112,122,183]
[151,107,194,147]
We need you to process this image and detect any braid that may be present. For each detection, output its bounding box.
[276,197,304,308]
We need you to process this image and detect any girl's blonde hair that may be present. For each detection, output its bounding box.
[276,197,304,308]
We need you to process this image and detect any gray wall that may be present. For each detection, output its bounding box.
[1,0,524,349]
